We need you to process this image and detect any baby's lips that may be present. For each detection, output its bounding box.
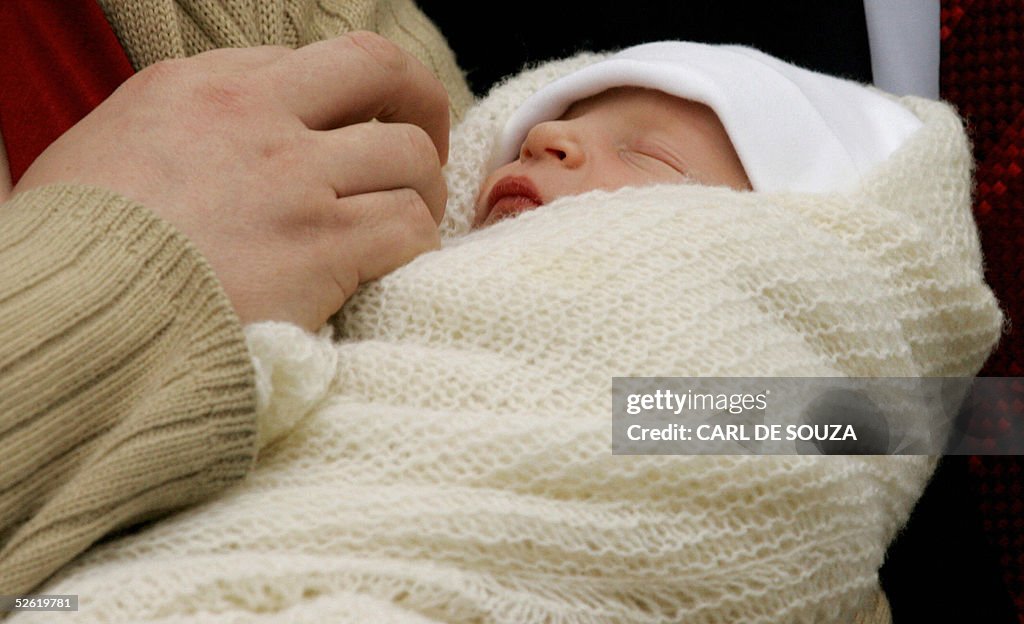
[486,195,543,224]
[481,175,544,225]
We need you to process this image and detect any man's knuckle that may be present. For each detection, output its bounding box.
[395,191,440,244]
[343,31,407,75]
[410,219,442,250]
[397,124,437,162]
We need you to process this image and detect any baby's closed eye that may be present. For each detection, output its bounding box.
[621,140,689,177]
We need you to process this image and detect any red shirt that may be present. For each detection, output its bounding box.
[0,0,135,184]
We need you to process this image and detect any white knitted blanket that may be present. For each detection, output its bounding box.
[17,56,1002,624]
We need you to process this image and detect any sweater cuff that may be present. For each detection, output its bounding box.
[0,184,257,595]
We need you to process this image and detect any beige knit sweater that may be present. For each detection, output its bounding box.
[0,0,469,597]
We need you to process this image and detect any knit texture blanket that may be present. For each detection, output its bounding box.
[15,54,1002,624]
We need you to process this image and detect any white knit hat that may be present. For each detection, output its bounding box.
[491,41,924,193]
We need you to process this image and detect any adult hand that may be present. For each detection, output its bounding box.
[13,32,449,331]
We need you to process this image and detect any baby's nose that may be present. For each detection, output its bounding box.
[519,121,585,167]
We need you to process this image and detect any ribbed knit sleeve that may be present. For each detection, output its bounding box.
[97,0,475,121]
[0,185,258,595]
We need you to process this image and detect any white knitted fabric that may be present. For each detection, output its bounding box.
[15,53,1002,624]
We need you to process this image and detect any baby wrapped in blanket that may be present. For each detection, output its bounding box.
[17,43,1002,624]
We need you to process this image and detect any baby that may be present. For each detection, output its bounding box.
[243,39,999,624]
[472,41,923,228]
[474,87,751,227]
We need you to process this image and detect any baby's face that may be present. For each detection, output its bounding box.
[474,87,751,228]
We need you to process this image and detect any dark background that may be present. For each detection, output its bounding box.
[417,1,1018,621]
[420,0,872,96]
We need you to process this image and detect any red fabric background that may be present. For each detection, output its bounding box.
[0,0,135,184]
[941,1,1024,620]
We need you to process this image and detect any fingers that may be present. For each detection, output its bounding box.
[260,32,450,164]
[343,188,442,280]
[318,121,446,225]
[315,188,442,297]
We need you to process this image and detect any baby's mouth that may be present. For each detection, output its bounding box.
[484,176,544,225]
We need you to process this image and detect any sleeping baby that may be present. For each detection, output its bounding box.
[24,34,998,624]
[466,40,923,229]
[474,86,751,227]
[236,40,1002,624]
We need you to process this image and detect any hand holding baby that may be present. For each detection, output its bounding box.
[13,32,449,331]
